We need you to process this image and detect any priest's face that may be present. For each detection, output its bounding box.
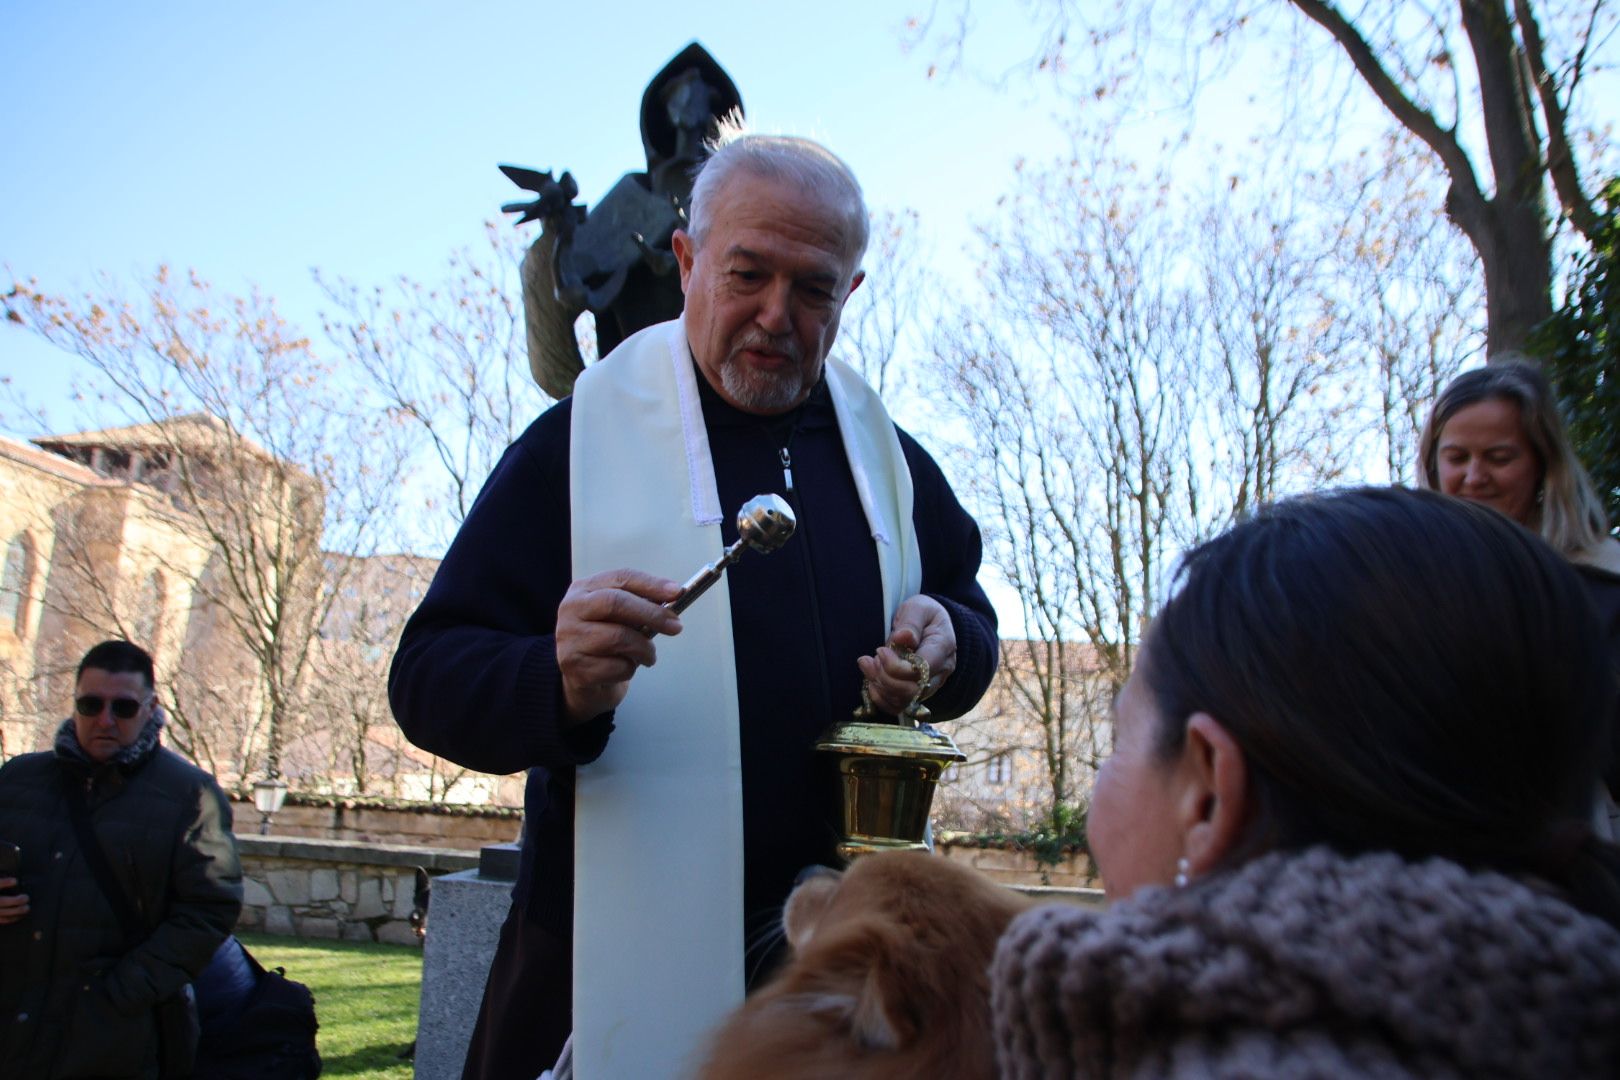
[673,171,863,415]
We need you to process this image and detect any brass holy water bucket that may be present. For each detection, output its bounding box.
[816,652,966,862]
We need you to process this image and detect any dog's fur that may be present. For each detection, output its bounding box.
[697,851,1031,1080]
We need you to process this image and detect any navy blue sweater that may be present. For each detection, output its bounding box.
[389,370,998,980]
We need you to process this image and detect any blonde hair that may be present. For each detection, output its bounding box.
[1416,355,1611,558]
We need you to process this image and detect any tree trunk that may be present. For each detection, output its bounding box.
[1459,0,1555,357]
[1474,207,1554,356]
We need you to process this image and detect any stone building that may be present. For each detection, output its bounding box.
[0,414,502,803]
[932,639,1116,833]
[0,419,222,759]
[289,550,526,805]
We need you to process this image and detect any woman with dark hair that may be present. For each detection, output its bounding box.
[1416,357,1620,814]
[992,488,1620,1077]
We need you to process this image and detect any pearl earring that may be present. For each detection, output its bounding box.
[1174,857,1190,889]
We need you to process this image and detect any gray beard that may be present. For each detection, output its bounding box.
[718,358,812,413]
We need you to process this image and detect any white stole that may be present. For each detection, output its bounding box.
[569,317,920,1078]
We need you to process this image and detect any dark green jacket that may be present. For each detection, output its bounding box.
[0,727,243,1079]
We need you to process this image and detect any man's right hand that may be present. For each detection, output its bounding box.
[557,569,684,726]
[0,881,28,925]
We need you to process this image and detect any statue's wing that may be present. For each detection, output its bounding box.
[499,164,554,192]
[498,166,581,226]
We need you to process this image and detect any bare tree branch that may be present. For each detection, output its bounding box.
[5,268,409,787]
[1515,0,1602,235]
[1290,0,1489,223]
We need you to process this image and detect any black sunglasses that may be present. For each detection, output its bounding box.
[74,694,149,720]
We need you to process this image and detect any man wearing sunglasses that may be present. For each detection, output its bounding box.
[72,678,154,763]
[0,639,243,1078]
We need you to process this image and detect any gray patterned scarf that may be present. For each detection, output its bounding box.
[54,704,167,768]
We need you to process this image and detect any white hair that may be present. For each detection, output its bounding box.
[686,119,870,273]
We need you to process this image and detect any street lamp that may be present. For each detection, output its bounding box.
[251,777,288,835]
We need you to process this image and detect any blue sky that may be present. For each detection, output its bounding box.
[1,2,1070,439]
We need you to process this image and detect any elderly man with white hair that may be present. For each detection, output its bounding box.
[390,130,998,1079]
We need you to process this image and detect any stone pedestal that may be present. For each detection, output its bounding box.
[414,845,518,1080]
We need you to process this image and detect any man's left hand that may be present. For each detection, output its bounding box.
[856,595,956,717]
[0,883,29,925]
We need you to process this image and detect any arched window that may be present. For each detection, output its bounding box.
[0,534,37,636]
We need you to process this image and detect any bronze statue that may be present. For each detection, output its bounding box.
[500,42,743,398]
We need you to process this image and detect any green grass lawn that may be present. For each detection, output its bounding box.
[238,931,422,1079]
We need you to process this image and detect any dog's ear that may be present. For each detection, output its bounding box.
[797,921,921,1050]
[782,867,842,951]
[784,979,900,1052]
[849,962,906,1050]
[781,980,902,1051]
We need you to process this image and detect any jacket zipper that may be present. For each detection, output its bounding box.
[774,439,833,727]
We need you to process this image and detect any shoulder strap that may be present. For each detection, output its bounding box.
[242,941,268,980]
[63,776,145,946]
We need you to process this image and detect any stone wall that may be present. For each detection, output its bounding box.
[230,797,521,851]
[229,808,1099,948]
[236,835,478,945]
[936,837,1098,890]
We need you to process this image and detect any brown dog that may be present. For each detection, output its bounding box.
[697,851,1032,1080]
